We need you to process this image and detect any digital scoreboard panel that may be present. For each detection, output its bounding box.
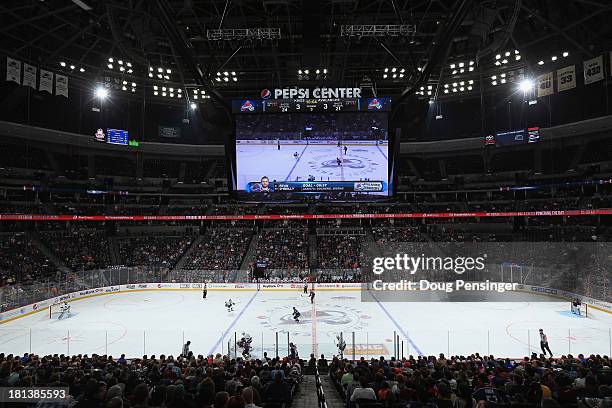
[233,97,392,202]
[232,97,391,114]
[106,128,129,145]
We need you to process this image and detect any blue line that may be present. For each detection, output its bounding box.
[208,290,259,356]
[284,144,309,182]
[367,290,424,356]
[376,143,388,161]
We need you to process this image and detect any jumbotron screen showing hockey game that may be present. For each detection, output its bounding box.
[234,111,390,201]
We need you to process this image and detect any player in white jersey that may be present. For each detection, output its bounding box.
[58,302,71,319]
[225,299,235,312]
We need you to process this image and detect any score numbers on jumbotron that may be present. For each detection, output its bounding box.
[232,97,391,113]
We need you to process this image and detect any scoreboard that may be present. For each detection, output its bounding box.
[233,97,391,113]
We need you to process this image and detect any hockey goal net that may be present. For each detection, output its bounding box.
[570,302,588,317]
[49,302,64,319]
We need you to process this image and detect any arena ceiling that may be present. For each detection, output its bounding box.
[1,0,611,110]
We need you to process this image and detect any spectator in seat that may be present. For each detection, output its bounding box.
[265,372,291,403]
[242,387,261,408]
[214,391,230,408]
[350,379,376,405]
[318,354,328,368]
[308,353,317,369]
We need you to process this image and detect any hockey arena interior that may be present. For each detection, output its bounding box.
[0,1,611,407]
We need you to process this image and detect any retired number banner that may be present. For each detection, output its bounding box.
[557,65,576,92]
[583,55,604,84]
[537,72,554,97]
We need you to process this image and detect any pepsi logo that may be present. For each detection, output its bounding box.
[260,89,271,99]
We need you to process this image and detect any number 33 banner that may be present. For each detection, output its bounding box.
[557,65,576,92]
[583,55,604,84]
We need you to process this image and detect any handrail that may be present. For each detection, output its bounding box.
[315,367,328,408]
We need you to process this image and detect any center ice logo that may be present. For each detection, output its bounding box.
[258,304,369,336]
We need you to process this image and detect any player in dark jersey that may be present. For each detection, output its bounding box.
[292,307,301,323]
[303,283,308,294]
[202,283,207,299]
[309,290,315,304]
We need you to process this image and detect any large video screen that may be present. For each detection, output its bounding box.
[234,111,390,201]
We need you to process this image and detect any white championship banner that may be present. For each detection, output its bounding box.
[55,74,68,97]
[39,69,53,93]
[537,72,554,97]
[22,63,36,89]
[557,65,576,92]
[583,55,604,84]
[6,57,21,83]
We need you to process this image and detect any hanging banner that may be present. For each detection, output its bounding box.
[6,57,21,83]
[22,63,37,89]
[55,74,68,97]
[39,69,53,93]
[583,55,604,84]
[557,65,576,92]
[536,72,554,97]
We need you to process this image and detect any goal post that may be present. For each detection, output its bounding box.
[49,303,64,319]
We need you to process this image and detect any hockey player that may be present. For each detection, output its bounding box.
[238,333,253,358]
[336,157,342,166]
[343,145,348,155]
[292,307,301,323]
[182,340,191,357]
[303,283,308,294]
[58,302,71,319]
[571,298,582,315]
[539,328,553,357]
[336,335,346,358]
[225,299,235,312]
[309,290,315,304]
[202,283,208,299]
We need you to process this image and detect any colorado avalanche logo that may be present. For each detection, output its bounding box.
[95,128,105,142]
[241,100,255,112]
[368,98,382,110]
[260,89,271,99]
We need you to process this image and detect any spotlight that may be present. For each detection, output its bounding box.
[59,61,66,67]
[108,58,113,63]
[562,51,569,57]
[538,60,544,65]
[190,102,197,110]
[518,79,534,93]
[95,87,108,99]
[551,56,557,61]
[79,67,85,72]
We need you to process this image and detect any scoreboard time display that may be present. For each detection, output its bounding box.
[233,98,391,113]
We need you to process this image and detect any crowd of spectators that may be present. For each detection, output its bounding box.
[118,236,193,269]
[182,229,252,271]
[0,233,56,285]
[327,352,612,408]
[42,230,112,272]
[255,229,309,270]
[318,234,363,270]
[0,351,302,408]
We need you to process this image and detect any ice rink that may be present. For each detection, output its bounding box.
[236,142,388,190]
[1,288,610,360]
